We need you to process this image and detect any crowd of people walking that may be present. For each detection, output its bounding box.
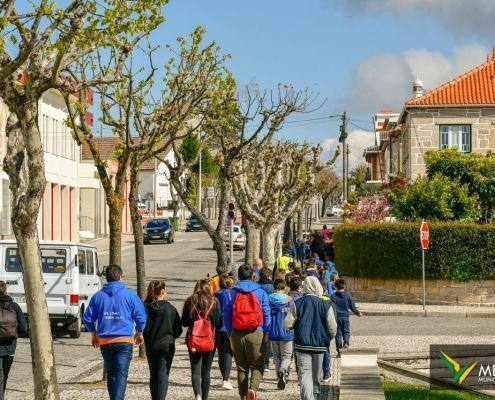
[80,226,360,400]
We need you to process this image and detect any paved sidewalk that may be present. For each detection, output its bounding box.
[82,234,134,254]
[359,302,495,317]
[32,344,340,400]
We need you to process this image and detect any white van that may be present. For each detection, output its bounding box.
[0,240,101,338]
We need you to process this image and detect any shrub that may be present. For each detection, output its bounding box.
[333,222,495,281]
[348,195,390,223]
[390,174,479,221]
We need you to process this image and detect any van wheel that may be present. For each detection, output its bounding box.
[69,315,82,339]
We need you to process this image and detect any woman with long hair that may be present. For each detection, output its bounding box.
[143,281,182,400]
[214,274,234,390]
[182,279,222,400]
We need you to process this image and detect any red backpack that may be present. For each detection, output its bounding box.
[232,290,263,331]
[187,304,215,353]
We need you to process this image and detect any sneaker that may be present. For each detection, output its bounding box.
[322,373,331,383]
[343,343,349,349]
[222,381,234,390]
[277,371,287,390]
[247,389,257,400]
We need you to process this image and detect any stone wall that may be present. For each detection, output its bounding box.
[345,276,495,306]
[402,107,495,181]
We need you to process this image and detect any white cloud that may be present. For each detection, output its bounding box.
[336,0,495,37]
[321,129,374,175]
[347,44,488,114]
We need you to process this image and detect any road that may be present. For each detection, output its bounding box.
[7,230,495,399]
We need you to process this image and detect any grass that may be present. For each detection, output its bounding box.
[383,380,490,400]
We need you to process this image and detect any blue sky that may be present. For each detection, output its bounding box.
[151,0,493,158]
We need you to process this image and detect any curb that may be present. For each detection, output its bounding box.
[361,310,495,318]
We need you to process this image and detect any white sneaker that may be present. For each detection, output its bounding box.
[195,395,202,400]
[222,381,234,390]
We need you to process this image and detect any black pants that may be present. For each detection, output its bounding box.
[0,356,14,400]
[215,331,232,381]
[188,350,214,399]
[147,347,175,400]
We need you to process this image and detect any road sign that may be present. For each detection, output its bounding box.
[420,221,430,250]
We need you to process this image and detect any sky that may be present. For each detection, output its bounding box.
[150,0,494,171]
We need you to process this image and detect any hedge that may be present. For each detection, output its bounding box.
[333,222,495,281]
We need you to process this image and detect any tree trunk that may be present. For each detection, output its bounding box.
[4,110,60,399]
[297,209,302,239]
[261,226,278,268]
[129,160,146,357]
[108,204,123,265]
[244,220,260,267]
[321,196,328,218]
[283,216,292,243]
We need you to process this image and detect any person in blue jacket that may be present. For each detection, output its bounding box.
[214,275,235,391]
[268,279,294,390]
[330,278,361,353]
[83,264,146,400]
[223,264,271,400]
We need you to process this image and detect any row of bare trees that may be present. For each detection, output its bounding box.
[0,1,339,398]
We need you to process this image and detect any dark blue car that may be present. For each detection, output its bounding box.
[143,218,174,244]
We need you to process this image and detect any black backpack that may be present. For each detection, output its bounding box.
[0,303,17,342]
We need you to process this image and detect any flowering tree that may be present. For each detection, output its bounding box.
[348,195,390,223]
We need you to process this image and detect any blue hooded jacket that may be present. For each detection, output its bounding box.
[223,280,271,335]
[215,288,232,334]
[83,281,146,338]
[268,293,294,341]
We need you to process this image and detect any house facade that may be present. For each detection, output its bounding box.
[0,89,86,241]
[366,51,495,183]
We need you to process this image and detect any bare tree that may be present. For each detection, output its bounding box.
[0,2,166,397]
[163,84,318,270]
[234,140,335,266]
[315,167,342,217]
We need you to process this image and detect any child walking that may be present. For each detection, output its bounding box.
[330,279,361,353]
[268,279,294,390]
[214,275,234,390]
[144,281,183,400]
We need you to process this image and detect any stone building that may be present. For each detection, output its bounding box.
[367,51,495,183]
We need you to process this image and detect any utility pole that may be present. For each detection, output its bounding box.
[339,111,348,203]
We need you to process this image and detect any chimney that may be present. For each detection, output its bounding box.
[413,77,423,98]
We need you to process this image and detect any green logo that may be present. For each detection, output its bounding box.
[439,351,478,385]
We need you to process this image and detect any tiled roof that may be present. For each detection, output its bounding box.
[81,137,169,169]
[406,52,495,106]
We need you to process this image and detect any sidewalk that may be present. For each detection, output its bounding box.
[359,302,495,318]
[34,343,340,400]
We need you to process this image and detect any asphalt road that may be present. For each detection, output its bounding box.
[7,230,495,399]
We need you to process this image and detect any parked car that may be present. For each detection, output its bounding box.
[224,224,246,251]
[143,218,174,244]
[327,204,343,217]
[185,214,206,232]
[0,240,100,338]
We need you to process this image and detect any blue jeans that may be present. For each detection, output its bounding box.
[322,347,331,376]
[335,316,350,349]
[100,342,133,400]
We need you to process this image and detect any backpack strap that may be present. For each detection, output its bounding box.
[205,302,214,317]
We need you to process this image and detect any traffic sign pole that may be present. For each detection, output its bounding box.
[422,248,426,316]
[420,221,430,317]
[229,222,234,267]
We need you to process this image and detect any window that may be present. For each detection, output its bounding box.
[86,251,94,275]
[440,125,471,152]
[78,249,86,274]
[6,248,67,273]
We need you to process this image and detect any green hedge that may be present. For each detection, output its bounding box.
[333,222,495,281]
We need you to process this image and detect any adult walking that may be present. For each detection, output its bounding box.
[0,281,28,400]
[144,281,182,400]
[182,280,222,400]
[284,276,337,400]
[214,275,234,390]
[309,232,326,264]
[83,264,146,400]
[223,264,271,400]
